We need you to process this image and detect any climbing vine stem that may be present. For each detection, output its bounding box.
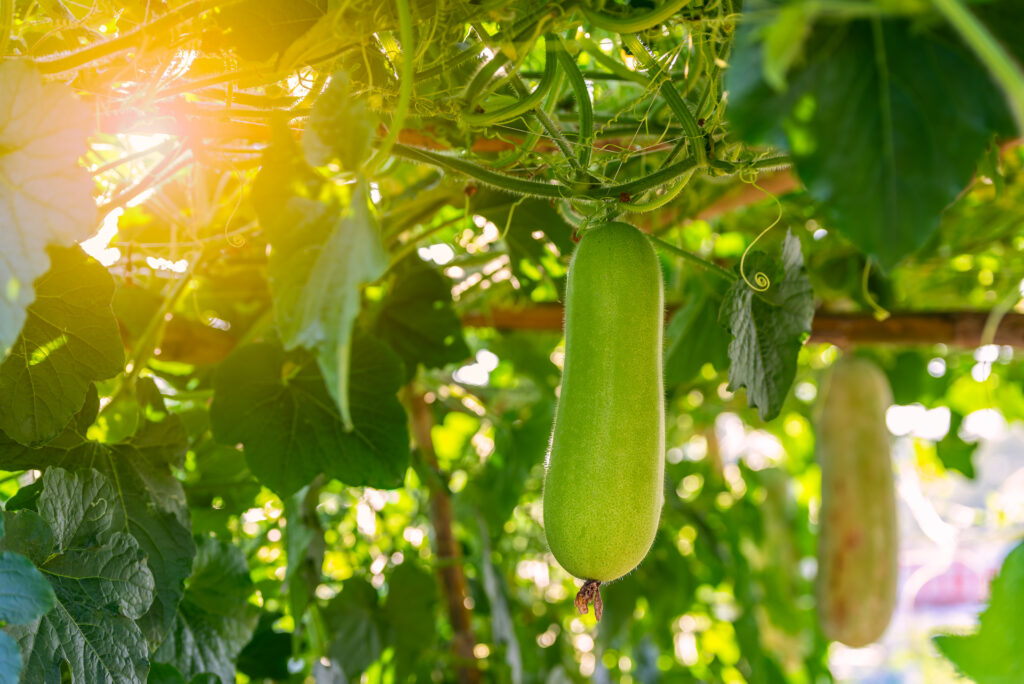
[34,0,230,74]
[620,33,707,166]
[580,0,694,34]
[556,36,596,172]
[650,235,737,283]
[365,0,414,176]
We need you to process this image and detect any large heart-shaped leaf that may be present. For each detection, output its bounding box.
[0,247,123,446]
[0,379,195,649]
[210,334,410,497]
[1,468,155,684]
[728,16,1014,267]
[0,61,94,357]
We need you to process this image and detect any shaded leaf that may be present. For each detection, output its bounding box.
[375,259,470,379]
[884,350,950,406]
[0,62,94,355]
[0,632,19,684]
[936,411,977,479]
[154,537,258,684]
[728,16,1013,267]
[324,578,384,681]
[184,441,261,538]
[664,285,730,388]
[0,378,196,649]
[719,232,814,421]
[215,0,327,61]
[0,247,124,446]
[283,485,324,620]
[261,185,388,429]
[476,402,553,537]
[471,190,573,295]
[147,663,187,684]
[303,70,378,170]
[471,190,574,257]
[210,335,409,497]
[383,563,438,680]
[236,613,291,681]
[935,541,1024,683]
[0,552,56,626]
[0,511,53,566]
[3,468,155,684]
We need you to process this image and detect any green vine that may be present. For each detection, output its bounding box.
[463,35,558,126]
[580,0,694,34]
[556,36,596,173]
[620,33,707,166]
[365,0,415,176]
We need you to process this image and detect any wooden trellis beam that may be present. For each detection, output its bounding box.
[154,309,1024,367]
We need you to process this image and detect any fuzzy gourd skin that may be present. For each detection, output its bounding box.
[816,356,898,647]
[543,222,665,583]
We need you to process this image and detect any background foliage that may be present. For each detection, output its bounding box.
[1,0,1024,682]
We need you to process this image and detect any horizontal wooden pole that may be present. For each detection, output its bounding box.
[462,307,1024,349]
[153,308,1024,367]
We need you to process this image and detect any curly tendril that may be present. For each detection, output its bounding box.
[738,174,782,292]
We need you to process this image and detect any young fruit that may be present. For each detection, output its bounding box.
[542,222,665,616]
[816,356,898,647]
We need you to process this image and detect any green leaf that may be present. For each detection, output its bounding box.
[664,285,730,388]
[324,578,384,680]
[0,511,54,566]
[0,551,56,625]
[262,185,389,429]
[154,537,258,684]
[0,631,19,684]
[303,70,378,171]
[0,246,124,446]
[974,0,1024,66]
[0,502,56,633]
[375,259,470,379]
[0,62,95,356]
[210,335,409,497]
[3,468,155,684]
[936,411,977,479]
[0,379,196,649]
[147,663,187,684]
[760,4,811,91]
[884,350,950,406]
[235,613,291,681]
[183,441,261,536]
[727,17,1014,267]
[383,563,438,680]
[935,541,1024,683]
[475,402,554,537]
[719,232,814,421]
[215,0,327,62]
[471,189,574,294]
[283,486,324,620]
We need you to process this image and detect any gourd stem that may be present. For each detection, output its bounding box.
[580,0,693,34]
[365,0,414,176]
[34,0,231,74]
[463,35,558,126]
[620,33,707,166]
[556,36,596,173]
[576,35,650,86]
[393,142,706,200]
